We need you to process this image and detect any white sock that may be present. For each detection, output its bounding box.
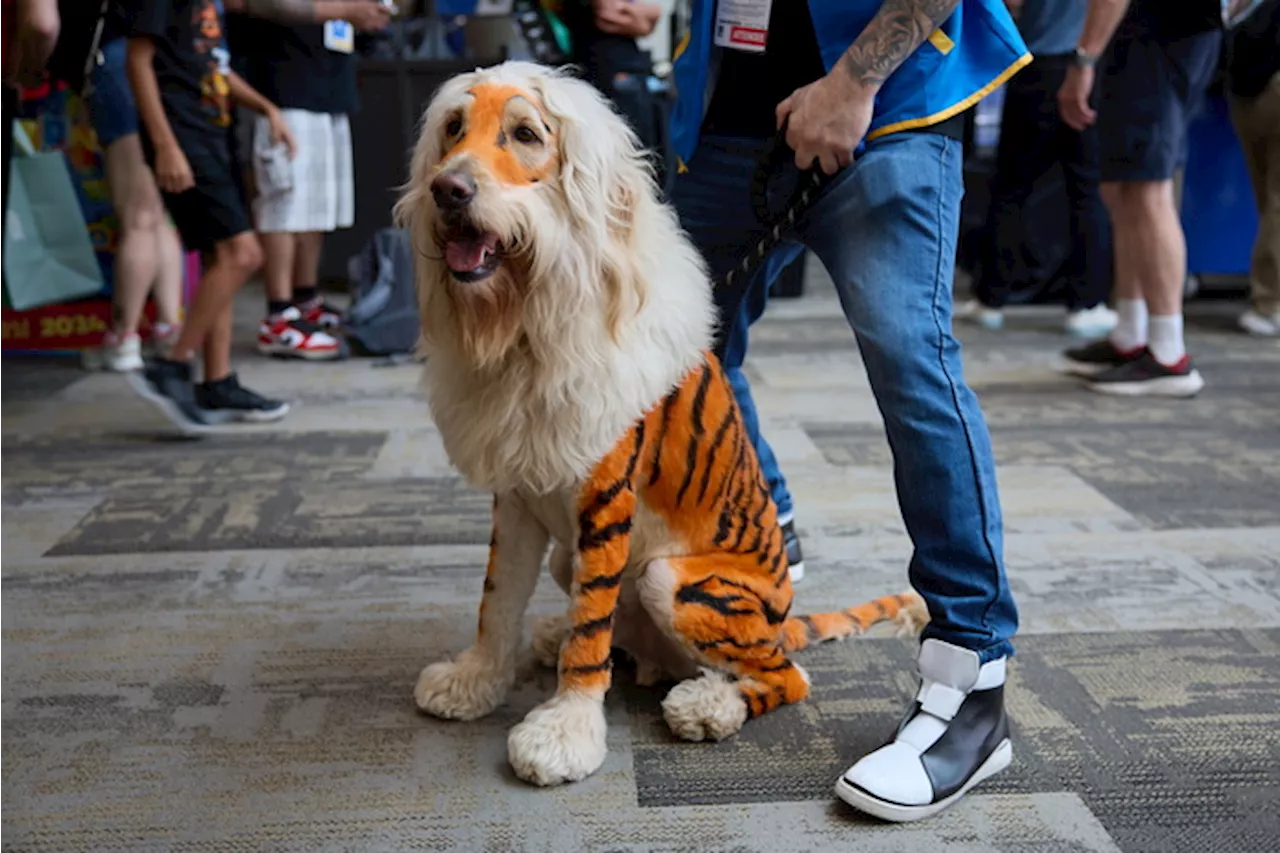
[1110,298,1148,352]
[777,511,794,527]
[1148,314,1186,366]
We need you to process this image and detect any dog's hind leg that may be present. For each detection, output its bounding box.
[637,555,809,742]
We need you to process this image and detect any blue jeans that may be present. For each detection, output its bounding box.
[673,133,1018,661]
[721,243,804,521]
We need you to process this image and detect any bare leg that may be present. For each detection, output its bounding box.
[152,220,185,329]
[1128,180,1185,316]
[203,298,234,383]
[170,231,262,364]
[102,134,164,337]
[292,231,324,299]
[1101,182,1148,351]
[259,232,296,306]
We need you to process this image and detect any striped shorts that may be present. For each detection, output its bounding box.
[251,109,354,234]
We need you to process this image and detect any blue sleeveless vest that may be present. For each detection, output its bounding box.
[669,0,1032,163]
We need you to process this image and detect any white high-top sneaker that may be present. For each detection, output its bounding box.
[835,638,1011,822]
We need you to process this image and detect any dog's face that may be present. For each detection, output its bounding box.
[397,63,652,368]
[429,82,560,283]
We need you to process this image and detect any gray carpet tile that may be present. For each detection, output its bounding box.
[628,631,1280,853]
[44,475,493,555]
[3,276,1278,852]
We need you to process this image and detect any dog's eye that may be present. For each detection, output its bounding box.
[513,126,540,145]
[445,117,463,137]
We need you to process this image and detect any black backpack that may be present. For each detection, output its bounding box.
[343,227,421,357]
[45,0,111,93]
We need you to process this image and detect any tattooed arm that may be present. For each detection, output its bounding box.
[839,0,962,89]
[776,0,961,173]
[224,0,391,30]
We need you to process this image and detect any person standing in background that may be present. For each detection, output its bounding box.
[1227,0,1280,336]
[1058,0,1222,397]
[124,0,297,428]
[227,0,390,360]
[956,0,1117,339]
[563,0,664,92]
[58,2,187,371]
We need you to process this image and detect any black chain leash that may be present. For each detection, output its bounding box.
[716,122,839,292]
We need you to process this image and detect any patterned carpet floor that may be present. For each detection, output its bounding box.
[3,271,1279,852]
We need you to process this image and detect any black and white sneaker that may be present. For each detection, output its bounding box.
[781,519,805,583]
[835,639,1011,823]
[126,358,216,435]
[1058,339,1144,377]
[1087,350,1205,398]
[196,374,290,423]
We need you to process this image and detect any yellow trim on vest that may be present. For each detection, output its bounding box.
[927,29,955,55]
[673,31,691,62]
[866,52,1033,142]
[677,157,689,174]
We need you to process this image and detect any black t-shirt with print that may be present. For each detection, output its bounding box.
[702,1,827,139]
[127,0,234,136]
[230,16,359,116]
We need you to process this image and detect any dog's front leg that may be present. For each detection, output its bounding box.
[415,493,548,721]
[507,452,637,786]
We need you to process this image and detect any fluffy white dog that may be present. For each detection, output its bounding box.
[395,61,924,787]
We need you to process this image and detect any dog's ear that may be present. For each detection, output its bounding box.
[536,72,652,243]
[534,72,652,335]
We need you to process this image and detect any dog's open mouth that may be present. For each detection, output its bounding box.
[443,225,503,282]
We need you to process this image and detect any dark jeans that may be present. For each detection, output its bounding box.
[975,54,1111,311]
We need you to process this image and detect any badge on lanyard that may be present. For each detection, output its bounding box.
[323,19,355,54]
[714,0,772,54]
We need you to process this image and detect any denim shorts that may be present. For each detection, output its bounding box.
[86,38,140,149]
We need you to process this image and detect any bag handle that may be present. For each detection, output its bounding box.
[11,121,37,157]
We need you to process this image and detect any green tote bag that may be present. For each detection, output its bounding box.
[3,121,104,311]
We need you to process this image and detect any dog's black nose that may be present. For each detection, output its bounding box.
[431,171,477,209]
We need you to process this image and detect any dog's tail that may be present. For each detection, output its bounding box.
[781,590,929,653]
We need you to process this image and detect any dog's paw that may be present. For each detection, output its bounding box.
[662,671,748,742]
[507,693,607,786]
[530,614,570,669]
[414,650,509,721]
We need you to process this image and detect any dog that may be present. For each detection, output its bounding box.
[394,61,926,787]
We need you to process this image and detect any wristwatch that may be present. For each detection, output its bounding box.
[1072,46,1100,68]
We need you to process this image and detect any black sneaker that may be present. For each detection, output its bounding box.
[1087,350,1205,398]
[782,519,805,583]
[196,374,290,423]
[126,358,216,434]
[1058,339,1144,377]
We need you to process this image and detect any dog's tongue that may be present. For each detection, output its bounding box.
[445,235,498,273]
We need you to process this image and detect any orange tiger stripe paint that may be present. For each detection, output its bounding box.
[445,84,555,187]
[545,352,927,719]
[556,427,642,695]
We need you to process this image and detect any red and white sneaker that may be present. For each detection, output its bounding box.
[297,297,344,331]
[257,306,344,361]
